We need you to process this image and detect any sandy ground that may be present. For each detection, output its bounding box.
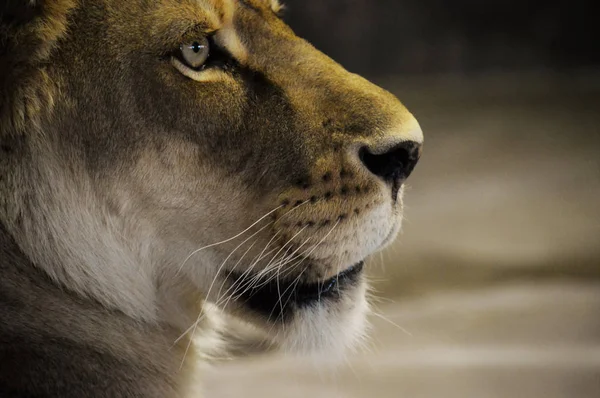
[205,73,600,397]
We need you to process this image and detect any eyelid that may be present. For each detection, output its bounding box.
[183,26,217,42]
[171,56,235,83]
[171,34,239,78]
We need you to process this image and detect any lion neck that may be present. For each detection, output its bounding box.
[1,148,211,333]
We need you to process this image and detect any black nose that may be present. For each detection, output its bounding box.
[359,141,422,199]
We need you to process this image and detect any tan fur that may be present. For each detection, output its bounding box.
[0,0,422,396]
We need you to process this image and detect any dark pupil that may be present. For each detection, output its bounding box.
[192,42,201,53]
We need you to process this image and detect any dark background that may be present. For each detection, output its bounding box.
[283,0,600,76]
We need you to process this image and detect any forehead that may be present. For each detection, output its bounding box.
[199,0,282,20]
[119,0,282,37]
[246,0,283,13]
[234,0,283,13]
[102,0,283,45]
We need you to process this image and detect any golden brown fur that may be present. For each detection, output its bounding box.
[0,0,423,396]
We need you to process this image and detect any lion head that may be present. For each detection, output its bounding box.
[0,0,422,356]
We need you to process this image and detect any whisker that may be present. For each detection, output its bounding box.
[216,239,258,303]
[249,225,308,285]
[267,267,307,324]
[263,234,314,275]
[251,240,297,288]
[265,221,341,326]
[217,232,283,309]
[223,198,315,292]
[176,204,282,275]
[216,198,315,308]
[262,219,340,286]
[177,223,271,369]
[287,219,340,268]
[370,311,413,337]
[175,198,316,364]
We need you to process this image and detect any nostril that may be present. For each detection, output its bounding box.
[359,141,422,186]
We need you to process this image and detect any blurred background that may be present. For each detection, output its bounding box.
[207,1,600,397]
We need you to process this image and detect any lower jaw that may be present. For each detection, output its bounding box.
[228,261,365,321]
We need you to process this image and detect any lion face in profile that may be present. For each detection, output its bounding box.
[0,0,422,356]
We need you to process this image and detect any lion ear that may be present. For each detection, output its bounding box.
[1,0,75,63]
[1,1,73,132]
[0,0,46,28]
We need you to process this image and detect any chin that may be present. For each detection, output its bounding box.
[222,261,370,357]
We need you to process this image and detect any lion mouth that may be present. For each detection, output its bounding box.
[227,261,364,320]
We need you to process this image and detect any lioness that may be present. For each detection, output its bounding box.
[0,0,423,396]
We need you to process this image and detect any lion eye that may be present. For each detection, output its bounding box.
[179,38,210,69]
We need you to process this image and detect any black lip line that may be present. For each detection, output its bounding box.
[227,261,365,319]
[318,261,365,296]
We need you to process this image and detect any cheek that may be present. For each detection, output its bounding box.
[122,142,260,244]
[130,64,247,153]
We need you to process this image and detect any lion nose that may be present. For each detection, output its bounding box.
[358,141,422,197]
